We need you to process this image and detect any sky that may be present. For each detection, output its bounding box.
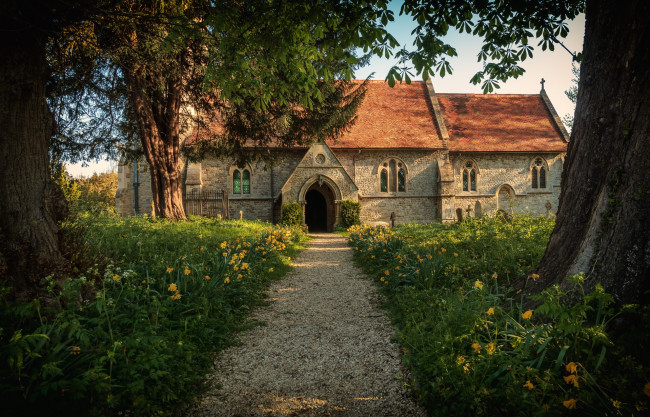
[66,6,585,177]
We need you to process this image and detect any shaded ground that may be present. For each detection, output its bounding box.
[188,233,425,416]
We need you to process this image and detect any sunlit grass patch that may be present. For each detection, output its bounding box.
[349,216,649,416]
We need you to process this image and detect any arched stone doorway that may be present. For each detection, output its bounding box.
[304,181,336,232]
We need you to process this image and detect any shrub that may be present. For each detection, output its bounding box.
[280,202,302,226]
[339,200,361,229]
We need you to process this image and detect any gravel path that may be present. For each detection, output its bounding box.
[188,233,425,417]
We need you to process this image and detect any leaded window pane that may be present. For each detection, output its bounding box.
[398,169,405,192]
[242,170,250,194]
[233,170,241,194]
[540,167,546,188]
[389,159,397,192]
[463,170,468,191]
[532,167,538,188]
[470,170,476,191]
[380,169,388,192]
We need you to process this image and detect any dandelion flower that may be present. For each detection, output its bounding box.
[522,310,533,320]
[471,342,482,353]
[168,283,178,292]
[474,280,484,289]
[523,380,534,390]
[224,277,230,284]
[564,374,579,387]
[565,362,578,374]
[562,399,577,409]
[486,307,495,316]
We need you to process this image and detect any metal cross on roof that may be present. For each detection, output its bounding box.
[540,78,546,91]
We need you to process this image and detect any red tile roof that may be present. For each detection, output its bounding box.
[326,81,444,149]
[184,82,568,153]
[436,94,568,152]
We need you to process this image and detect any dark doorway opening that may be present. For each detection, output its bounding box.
[305,189,327,232]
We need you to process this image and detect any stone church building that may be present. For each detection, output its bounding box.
[116,80,569,231]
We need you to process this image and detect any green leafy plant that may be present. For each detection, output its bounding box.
[339,200,361,229]
[280,202,302,226]
[348,216,649,416]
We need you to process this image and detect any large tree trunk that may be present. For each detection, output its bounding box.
[0,30,66,287]
[531,0,650,304]
[127,68,186,220]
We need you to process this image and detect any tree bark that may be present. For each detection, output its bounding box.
[531,0,650,304]
[126,67,186,220]
[0,30,66,285]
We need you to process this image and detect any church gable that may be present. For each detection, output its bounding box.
[280,141,357,203]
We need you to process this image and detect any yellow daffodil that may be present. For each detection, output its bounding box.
[234,266,239,271]
[241,263,249,270]
[522,310,533,320]
[441,248,446,252]
[184,268,191,275]
[170,292,181,300]
[71,346,81,355]
[204,275,210,281]
[611,400,621,409]
[531,273,540,281]
[523,380,534,390]
[564,374,579,387]
[486,307,495,316]
[141,280,146,284]
[168,283,178,292]
[268,268,274,273]
[427,254,432,260]
[222,252,227,257]
[224,277,230,284]
[457,356,465,364]
[492,272,498,279]
[565,362,578,374]
[200,247,204,252]
[644,382,650,397]
[562,399,577,409]
[384,270,390,276]
[454,252,459,257]
[471,342,482,353]
[112,274,120,282]
[474,280,484,289]
[237,274,243,279]
[486,342,495,355]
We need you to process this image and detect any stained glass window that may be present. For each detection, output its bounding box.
[532,167,538,188]
[398,169,405,192]
[540,167,546,188]
[233,170,241,194]
[242,170,250,194]
[380,169,388,192]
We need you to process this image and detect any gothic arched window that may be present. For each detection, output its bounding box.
[379,158,407,193]
[232,167,251,194]
[531,158,548,189]
[462,161,478,192]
